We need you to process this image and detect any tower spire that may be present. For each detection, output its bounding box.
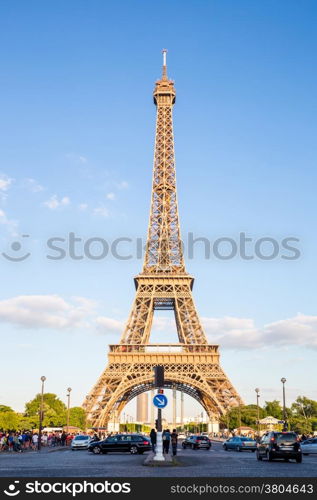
[162,48,167,79]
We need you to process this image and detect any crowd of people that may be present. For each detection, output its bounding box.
[0,431,76,452]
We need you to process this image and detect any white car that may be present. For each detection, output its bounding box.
[71,435,92,450]
[301,438,317,455]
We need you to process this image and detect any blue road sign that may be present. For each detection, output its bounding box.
[153,394,168,408]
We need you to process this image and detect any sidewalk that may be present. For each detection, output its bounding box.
[0,446,70,455]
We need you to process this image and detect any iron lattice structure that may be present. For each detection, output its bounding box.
[83,51,242,427]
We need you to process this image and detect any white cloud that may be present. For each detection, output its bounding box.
[93,313,317,350]
[23,178,44,193]
[202,314,317,350]
[93,206,109,217]
[106,192,115,200]
[0,174,13,191]
[79,156,87,163]
[44,195,70,210]
[0,295,96,329]
[0,209,18,235]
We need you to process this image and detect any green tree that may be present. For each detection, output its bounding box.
[0,411,19,431]
[291,397,317,420]
[25,393,66,427]
[0,405,13,413]
[263,400,283,419]
[69,407,88,429]
[220,405,266,431]
[289,417,312,435]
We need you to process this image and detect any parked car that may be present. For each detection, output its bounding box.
[71,435,92,450]
[256,432,302,462]
[301,438,317,455]
[182,435,211,450]
[88,434,151,455]
[223,436,257,452]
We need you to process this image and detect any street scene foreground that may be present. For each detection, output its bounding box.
[0,440,316,478]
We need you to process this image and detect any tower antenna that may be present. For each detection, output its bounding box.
[162,48,167,79]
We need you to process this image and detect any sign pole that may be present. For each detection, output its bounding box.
[153,366,165,461]
[153,404,164,461]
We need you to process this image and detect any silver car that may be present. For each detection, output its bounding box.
[301,438,317,455]
[71,435,92,450]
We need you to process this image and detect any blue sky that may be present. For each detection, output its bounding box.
[0,0,316,419]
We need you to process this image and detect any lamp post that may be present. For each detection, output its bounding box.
[281,378,287,430]
[255,388,260,438]
[238,404,242,435]
[66,387,72,434]
[38,376,46,451]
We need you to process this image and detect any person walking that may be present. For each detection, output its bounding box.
[150,428,157,452]
[171,429,178,456]
[32,433,38,450]
[162,429,171,454]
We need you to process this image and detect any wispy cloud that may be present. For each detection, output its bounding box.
[106,192,115,200]
[115,181,129,190]
[23,178,44,193]
[95,316,123,333]
[0,174,13,192]
[78,203,88,211]
[66,153,88,164]
[93,206,109,217]
[44,195,70,210]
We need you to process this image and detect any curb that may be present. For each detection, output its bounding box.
[143,452,182,467]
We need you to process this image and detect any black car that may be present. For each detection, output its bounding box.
[182,435,211,450]
[257,432,302,462]
[88,434,151,455]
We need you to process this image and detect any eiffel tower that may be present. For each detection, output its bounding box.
[83,50,242,429]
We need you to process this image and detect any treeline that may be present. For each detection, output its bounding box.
[220,396,317,434]
[0,393,88,431]
[1,394,316,434]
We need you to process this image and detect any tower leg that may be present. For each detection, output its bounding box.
[208,418,219,435]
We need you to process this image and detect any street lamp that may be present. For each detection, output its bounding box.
[38,376,46,451]
[255,388,260,438]
[281,378,287,430]
[66,387,72,434]
[238,404,242,435]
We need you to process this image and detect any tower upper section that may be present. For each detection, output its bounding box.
[153,49,176,106]
[142,50,186,275]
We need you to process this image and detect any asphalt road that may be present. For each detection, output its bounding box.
[0,441,316,477]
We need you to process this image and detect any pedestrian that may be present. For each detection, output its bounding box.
[162,429,171,454]
[0,434,7,452]
[61,432,67,446]
[150,428,157,452]
[13,434,22,452]
[32,433,38,450]
[171,429,178,456]
[8,433,14,452]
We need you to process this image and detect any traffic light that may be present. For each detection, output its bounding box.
[154,365,164,387]
[158,389,164,394]
[155,419,159,430]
